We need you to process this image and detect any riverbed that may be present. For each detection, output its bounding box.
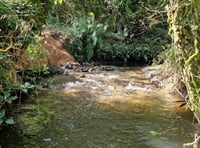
[0,66,195,148]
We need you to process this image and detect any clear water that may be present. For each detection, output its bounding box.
[0,66,195,148]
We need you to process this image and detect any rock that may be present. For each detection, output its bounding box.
[142,65,162,88]
[40,29,75,67]
[65,62,81,69]
[42,138,52,142]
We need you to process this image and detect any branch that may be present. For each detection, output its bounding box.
[0,35,14,52]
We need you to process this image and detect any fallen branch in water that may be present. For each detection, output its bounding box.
[183,133,200,148]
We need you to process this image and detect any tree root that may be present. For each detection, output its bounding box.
[183,133,200,148]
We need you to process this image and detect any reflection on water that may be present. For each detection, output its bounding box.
[0,66,195,148]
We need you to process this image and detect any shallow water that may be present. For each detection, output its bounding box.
[0,66,195,148]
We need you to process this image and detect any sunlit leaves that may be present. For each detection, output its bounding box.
[149,130,161,136]
[54,0,63,5]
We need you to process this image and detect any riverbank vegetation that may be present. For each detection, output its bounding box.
[167,0,200,124]
[1,0,200,136]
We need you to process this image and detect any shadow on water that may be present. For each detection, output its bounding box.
[0,66,195,148]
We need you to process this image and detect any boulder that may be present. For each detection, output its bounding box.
[40,29,75,67]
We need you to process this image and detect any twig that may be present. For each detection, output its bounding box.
[0,35,13,52]
[174,87,188,100]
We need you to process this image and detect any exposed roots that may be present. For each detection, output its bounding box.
[183,133,200,148]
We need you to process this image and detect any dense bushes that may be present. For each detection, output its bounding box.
[51,0,170,64]
[0,0,52,126]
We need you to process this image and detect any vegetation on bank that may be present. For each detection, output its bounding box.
[50,0,170,63]
[168,0,200,123]
[0,0,52,125]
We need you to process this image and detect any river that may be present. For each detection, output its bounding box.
[0,66,195,148]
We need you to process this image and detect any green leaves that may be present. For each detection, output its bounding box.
[3,91,17,104]
[0,118,3,124]
[0,91,20,125]
[91,31,97,46]
[0,109,5,119]
[68,17,107,61]
[86,41,94,61]
[6,96,18,104]
[21,82,34,93]
[0,109,15,125]
[54,0,63,5]
[5,118,15,125]
[149,131,160,136]
[0,54,9,60]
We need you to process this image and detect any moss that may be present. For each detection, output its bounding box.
[168,0,200,122]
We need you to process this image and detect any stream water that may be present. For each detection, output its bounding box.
[0,66,195,148]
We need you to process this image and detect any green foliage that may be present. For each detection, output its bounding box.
[54,0,63,5]
[21,82,34,93]
[168,0,200,122]
[22,39,49,71]
[0,108,15,125]
[0,92,17,125]
[0,0,55,126]
[67,15,107,61]
[0,82,35,125]
[50,0,169,63]
[94,26,169,63]
[52,0,168,35]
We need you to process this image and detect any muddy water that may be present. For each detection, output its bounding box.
[0,66,195,148]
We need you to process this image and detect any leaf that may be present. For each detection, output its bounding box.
[98,38,103,49]
[91,31,97,46]
[5,99,12,104]
[87,49,94,61]
[59,0,63,4]
[0,95,3,102]
[0,54,6,60]
[149,131,160,136]
[5,96,18,104]
[24,82,31,88]
[4,91,11,98]
[0,109,5,118]
[88,12,94,17]
[5,118,15,124]
[86,42,94,61]
[0,119,3,124]
[22,82,34,93]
